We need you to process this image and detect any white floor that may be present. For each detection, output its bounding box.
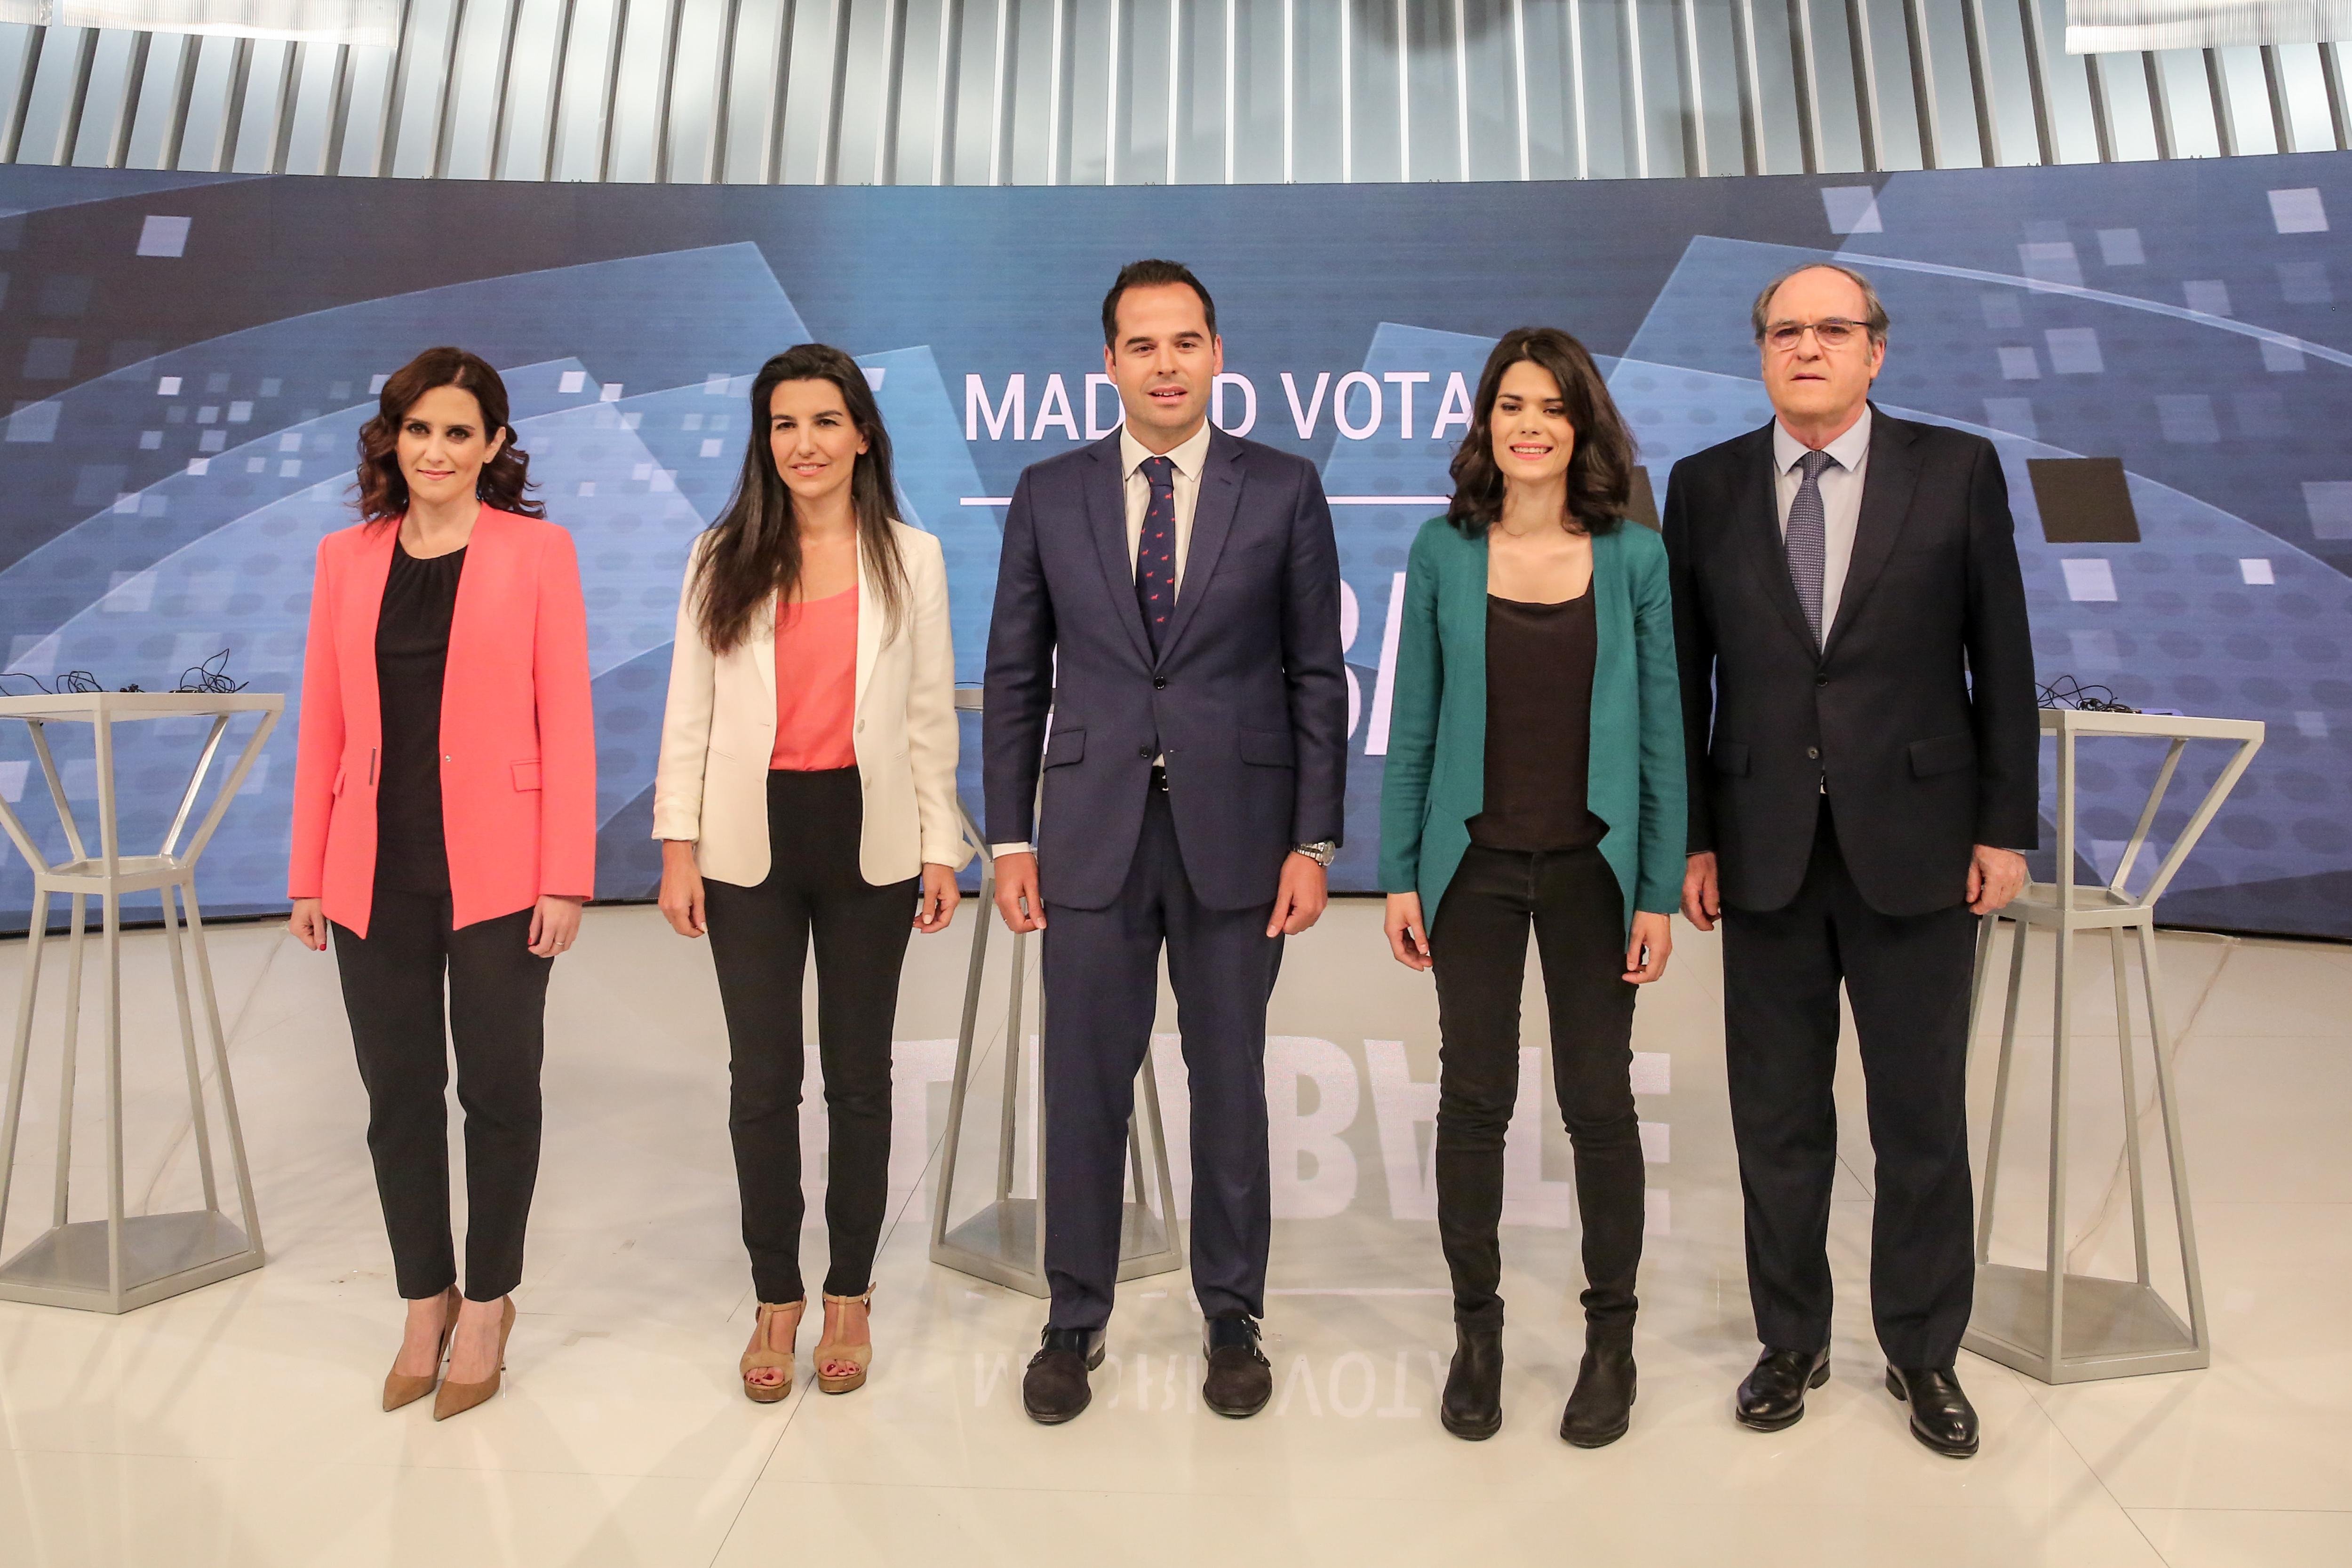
[0,899,2346,1567]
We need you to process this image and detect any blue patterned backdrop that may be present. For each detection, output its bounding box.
[2,156,2347,937]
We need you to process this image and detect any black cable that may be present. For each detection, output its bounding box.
[2037,673,2137,713]
[0,649,247,696]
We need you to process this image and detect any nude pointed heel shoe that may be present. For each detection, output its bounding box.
[814,1287,876,1395]
[432,1297,517,1422]
[383,1285,462,1412]
[740,1300,805,1404]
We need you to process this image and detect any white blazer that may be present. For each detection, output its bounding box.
[653,520,972,888]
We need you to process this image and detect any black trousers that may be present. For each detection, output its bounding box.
[1428,844,1644,1335]
[332,891,551,1303]
[1040,785,1282,1331]
[1722,799,1977,1369]
[703,768,917,1305]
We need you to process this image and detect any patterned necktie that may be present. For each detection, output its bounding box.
[1137,455,1177,656]
[1786,448,1835,647]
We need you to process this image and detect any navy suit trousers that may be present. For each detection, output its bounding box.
[1041,785,1282,1330]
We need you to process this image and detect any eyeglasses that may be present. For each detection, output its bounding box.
[1763,318,1867,351]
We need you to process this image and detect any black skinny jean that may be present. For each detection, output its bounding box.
[702,768,917,1305]
[1428,844,1644,1336]
[332,890,552,1303]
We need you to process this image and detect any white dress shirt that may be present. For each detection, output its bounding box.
[990,420,1216,860]
[1771,404,1872,639]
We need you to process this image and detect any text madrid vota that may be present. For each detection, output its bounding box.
[964,370,1480,444]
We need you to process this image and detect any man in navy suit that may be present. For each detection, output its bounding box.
[985,260,1348,1425]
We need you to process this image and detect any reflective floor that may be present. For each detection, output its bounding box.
[0,901,2345,1566]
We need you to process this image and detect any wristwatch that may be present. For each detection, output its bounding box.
[1292,840,1337,868]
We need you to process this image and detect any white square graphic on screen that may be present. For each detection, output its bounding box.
[2269,188,2327,233]
[157,375,180,396]
[700,438,722,458]
[1630,1051,1671,1096]
[2183,279,2232,316]
[2045,327,2103,373]
[137,215,191,257]
[558,370,587,394]
[1998,347,2041,380]
[2296,711,2328,738]
[2261,338,2305,373]
[1820,187,1882,234]
[1638,1122,1670,1164]
[2096,228,2144,265]
[2304,481,2352,540]
[863,367,889,390]
[2019,242,2082,288]
[2061,558,2117,602]
[0,760,26,804]
[2239,558,2274,585]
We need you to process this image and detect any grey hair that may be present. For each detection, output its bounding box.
[1750,262,1891,344]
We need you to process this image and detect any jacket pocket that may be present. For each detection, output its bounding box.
[1239,726,1295,767]
[1042,727,1085,768]
[513,759,543,791]
[1709,740,1750,777]
[1908,731,1976,777]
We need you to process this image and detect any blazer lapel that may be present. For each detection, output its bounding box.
[1741,422,1826,657]
[348,516,401,750]
[1820,408,1920,658]
[1159,429,1243,661]
[438,506,506,750]
[1083,435,1152,666]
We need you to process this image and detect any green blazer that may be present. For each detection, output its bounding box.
[1377,516,1687,938]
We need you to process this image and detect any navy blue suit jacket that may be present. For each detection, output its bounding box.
[983,427,1349,912]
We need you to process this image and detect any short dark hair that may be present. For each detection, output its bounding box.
[1447,327,1637,539]
[1101,260,1218,348]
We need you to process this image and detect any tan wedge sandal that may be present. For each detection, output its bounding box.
[382,1285,462,1412]
[814,1287,875,1395]
[432,1297,517,1422]
[740,1299,805,1404]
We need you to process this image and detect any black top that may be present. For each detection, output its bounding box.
[1467,589,1605,855]
[374,541,466,895]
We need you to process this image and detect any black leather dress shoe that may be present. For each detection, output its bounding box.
[1022,1326,1106,1425]
[1559,1331,1636,1448]
[1201,1314,1273,1418]
[1440,1324,1503,1440]
[1886,1366,1980,1457]
[1735,1345,1832,1432]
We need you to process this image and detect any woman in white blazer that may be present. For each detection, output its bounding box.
[653,344,970,1403]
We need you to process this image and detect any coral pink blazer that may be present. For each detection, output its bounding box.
[288,506,596,938]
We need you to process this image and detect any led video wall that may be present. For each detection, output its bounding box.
[1,154,2346,937]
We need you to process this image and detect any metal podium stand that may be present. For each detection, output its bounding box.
[928,688,1182,1297]
[0,692,282,1313]
[1965,708,2263,1383]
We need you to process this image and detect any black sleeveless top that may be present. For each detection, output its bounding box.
[1466,589,1606,855]
[374,541,466,895]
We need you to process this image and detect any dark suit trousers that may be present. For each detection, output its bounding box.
[1041,785,1281,1330]
[332,891,551,1303]
[1722,800,1977,1369]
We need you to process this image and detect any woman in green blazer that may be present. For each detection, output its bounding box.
[1378,328,1685,1448]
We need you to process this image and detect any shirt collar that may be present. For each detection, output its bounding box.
[1772,403,1873,475]
[1121,418,1215,482]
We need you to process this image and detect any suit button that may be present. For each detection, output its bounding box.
[1806,746,1820,760]
[1815,674,1828,687]
[1153,677,1167,690]
[1137,745,1153,759]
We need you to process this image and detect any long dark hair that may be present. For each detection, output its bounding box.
[691,344,907,657]
[353,347,539,524]
[1446,327,1635,539]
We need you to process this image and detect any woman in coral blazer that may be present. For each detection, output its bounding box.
[654,344,968,1403]
[287,347,594,1422]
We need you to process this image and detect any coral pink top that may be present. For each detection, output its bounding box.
[771,587,858,770]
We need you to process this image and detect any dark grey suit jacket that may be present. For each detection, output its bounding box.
[983,427,1348,912]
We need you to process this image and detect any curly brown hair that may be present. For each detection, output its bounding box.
[1446,327,1635,540]
[352,347,542,524]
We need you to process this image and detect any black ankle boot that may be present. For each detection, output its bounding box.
[1441,1324,1504,1440]
[1559,1329,1636,1448]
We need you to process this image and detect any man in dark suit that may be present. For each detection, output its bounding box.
[984,260,1348,1425]
[1664,262,2037,1457]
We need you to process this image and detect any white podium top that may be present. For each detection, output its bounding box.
[2039,708,2263,744]
[0,692,285,724]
